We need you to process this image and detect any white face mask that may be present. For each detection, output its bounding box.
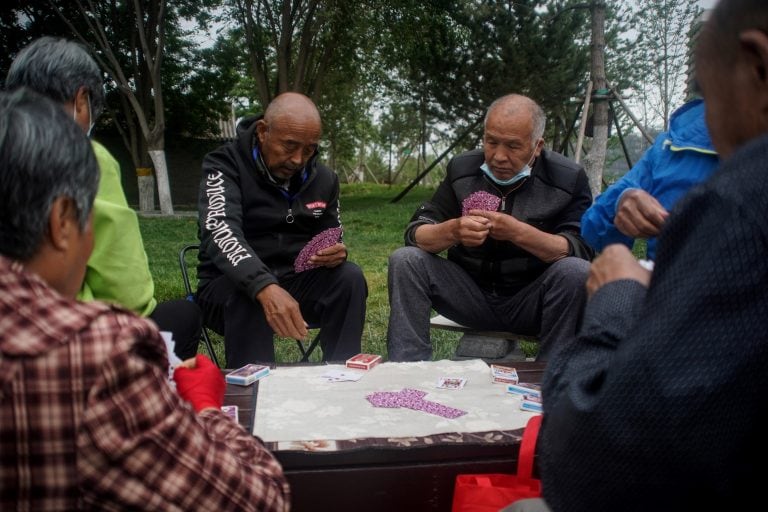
[482,146,536,186]
[73,93,95,137]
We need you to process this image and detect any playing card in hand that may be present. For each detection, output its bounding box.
[294,227,343,273]
[462,191,501,216]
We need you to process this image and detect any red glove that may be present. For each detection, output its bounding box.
[173,354,225,413]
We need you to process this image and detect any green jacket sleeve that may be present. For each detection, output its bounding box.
[77,141,157,317]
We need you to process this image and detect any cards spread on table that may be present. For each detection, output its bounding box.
[321,369,364,382]
[436,377,467,390]
[366,388,467,419]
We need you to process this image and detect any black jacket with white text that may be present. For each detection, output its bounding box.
[197,115,342,299]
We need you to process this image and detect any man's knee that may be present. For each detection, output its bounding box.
[328,262,368,301]
[548,256,590,289]
[388,245,427,271]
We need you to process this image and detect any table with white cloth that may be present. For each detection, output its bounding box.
[224,359,546,512]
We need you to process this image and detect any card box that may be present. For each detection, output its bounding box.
[225,364,270,386]
[490,364,519,385]
[221,405,239,423]
[520,394,542,413]
[506,382,541,398]
[345,353,382,370]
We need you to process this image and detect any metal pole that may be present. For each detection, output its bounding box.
[574,80,593,164]
[390,117,483,203]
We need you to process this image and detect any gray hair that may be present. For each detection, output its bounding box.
[485,94,546,143]
[5,36,105,120]
[0,88,99,260]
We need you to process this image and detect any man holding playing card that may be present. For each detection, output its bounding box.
[387,94,593,362]
[197,92,367,367]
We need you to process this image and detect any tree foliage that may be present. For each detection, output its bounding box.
[631,0,702,130]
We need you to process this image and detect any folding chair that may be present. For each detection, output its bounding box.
[179,244,221,367]
[178,244,322,365]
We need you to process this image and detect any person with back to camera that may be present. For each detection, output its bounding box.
[196,92,367,367]
[505,0,768,510]
[5,36,202,360]
[0,87,289,510]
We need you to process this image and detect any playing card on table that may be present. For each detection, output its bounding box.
[436,377,468,390]
[321,369,364,382]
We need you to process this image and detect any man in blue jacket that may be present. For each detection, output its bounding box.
[581,98,718,259]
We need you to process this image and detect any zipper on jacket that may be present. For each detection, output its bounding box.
[286,207,295,224]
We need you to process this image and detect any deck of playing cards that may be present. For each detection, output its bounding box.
[520,394,542,413]
[490,364,519,385]
[345,353,382,370]
[225,364,270,386]
[506,382,541,398]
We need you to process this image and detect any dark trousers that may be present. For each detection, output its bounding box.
[386,246,589,362]
[149,299,203,360]
[197,262,367,367]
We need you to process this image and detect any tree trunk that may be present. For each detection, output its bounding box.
[584,1,608,199]
[148,147,173,215]
[137,167,155,212]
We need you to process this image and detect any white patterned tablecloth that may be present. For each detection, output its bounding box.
[253,359,537,442]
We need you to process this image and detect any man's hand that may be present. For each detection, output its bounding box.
[469,209,523,242]
[309,242,347,268]
[615,188,669,238]
[174,354,225,413]
[469,209,569,262]
[451,215,491,247]
[587,244,652,297]
[256,284,308,340]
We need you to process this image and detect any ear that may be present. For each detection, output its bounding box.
[255,118,268,146]
[47,196,78,252]
[740,29,768,89]
[533,137,545,157]
[70,86,90,132]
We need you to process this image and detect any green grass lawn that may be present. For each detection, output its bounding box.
[140,183,464,365]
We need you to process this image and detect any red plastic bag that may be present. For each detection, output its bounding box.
[451,414,542,512]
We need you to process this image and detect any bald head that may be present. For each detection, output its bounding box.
[485,94,545,142]
[256,92,322,180]
[696,0,768,156]
[263,92,321,129]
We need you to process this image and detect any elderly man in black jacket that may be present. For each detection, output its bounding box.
[197,92,367,367]
[387,94,594,362]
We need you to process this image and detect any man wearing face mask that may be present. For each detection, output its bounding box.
[5,37,202,360]
[387,94,594,362]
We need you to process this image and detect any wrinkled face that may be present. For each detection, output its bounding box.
[483,108,543,180]
[256,114,321,180]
